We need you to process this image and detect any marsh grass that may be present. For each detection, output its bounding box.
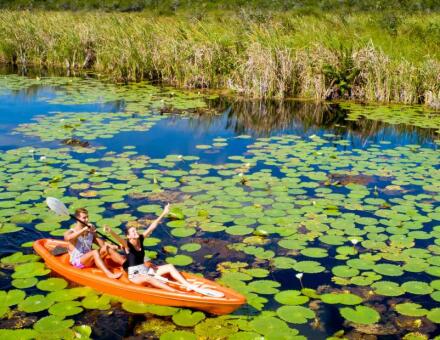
[0,10,439,107]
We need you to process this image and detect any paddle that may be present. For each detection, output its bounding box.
[154,276,224,298]
[46,197,119,247]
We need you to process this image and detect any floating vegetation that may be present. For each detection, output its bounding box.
[342,103,440,135]
[0,74,439,338]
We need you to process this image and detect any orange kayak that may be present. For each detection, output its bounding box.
[33,239,246,315]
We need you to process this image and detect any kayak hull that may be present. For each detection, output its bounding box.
[33,238,246,315]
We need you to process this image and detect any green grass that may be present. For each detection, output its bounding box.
[0,10,439,107]
[1,0,439,12]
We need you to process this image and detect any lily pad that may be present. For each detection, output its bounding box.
[247,280,281,295]
[33,315,74,332]
[49,301,83,316]
[276,305,315,324]
[339,306,380,324]
[160,330,197,340]
[121,300,151,314]
[172,309,206,327]
[166,255,193,266]
[373,264,404,276]
[320,293,363,305]
[395,303,428,317]
[249,316,290,336]
[18,294,54,313]
[401,281,434,295]
[293,261,325,274]
[37,278,68,292]
[0,289,26,307]
[274,290,309,305]
[372,281,406,296]
[427,308,440,323]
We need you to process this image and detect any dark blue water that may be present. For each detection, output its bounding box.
[0,77,439,339]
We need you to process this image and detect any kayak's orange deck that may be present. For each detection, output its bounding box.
[33,239,246,315]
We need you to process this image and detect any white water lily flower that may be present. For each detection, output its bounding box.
[238,173,243,177]
[350,239,359,245]
[39,156,46,161]
[295,273,303,280]
[28,149,35,153]
[177,155,183,160]
[245,163,251,167]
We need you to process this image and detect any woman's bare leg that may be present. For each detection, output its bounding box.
[155,264,192,288]
[130,275,177,292]
[80,250,121,279]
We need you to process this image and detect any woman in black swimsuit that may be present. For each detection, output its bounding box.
[104,204,194,292]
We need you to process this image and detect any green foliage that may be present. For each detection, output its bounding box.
[0,0,439,12]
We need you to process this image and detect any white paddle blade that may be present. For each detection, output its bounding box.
[46,197,69,216]
[193,286,224,298]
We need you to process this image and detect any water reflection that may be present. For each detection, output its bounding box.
[185,98,438,146]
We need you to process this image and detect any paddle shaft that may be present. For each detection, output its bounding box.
[69,214,119,247]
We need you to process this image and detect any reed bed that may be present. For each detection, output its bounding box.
[0,10,439,107]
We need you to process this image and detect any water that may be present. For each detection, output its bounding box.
[0,73,439,339]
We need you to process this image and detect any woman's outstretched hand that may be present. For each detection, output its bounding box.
[163,203,171,215]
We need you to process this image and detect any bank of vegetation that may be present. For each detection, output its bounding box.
[0,7,439,108]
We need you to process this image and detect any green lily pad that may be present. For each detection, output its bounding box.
[82,294,111,310]
[320,293,363,305]
[373,264,404,276]
[121,300,151,313]
[339,306,380,324]
[226,225,253,236]
[300,248,328,258]
[249,316,290,336]
[274,290,309,305]
[12,261,50,279]
[46,287,93,302]
[11,277,38,289]
[247,280,281,295]
[427,308,440,323]
[160,330,197,340]
[37,278,68,292]
[0,329,38,339]
[172,309,206,327]
[1,252,40,265]
[18,294,54,313]
[332,266,360,278]
[401,281,433,295]
[166,255,193,266]
[49,301,84,316]
[180,243,201,252]
[145,304,179,316]
[0,289,26,307]
[276,305,315,324]
[372,281,406,296]
[73,325,92,339]
[293,261,325,274]
[395,303,428,317]
[195,317,238,338]
[33,315,74,332]
[171,228,196,238]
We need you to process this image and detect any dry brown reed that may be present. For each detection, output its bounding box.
[0,10,439,108]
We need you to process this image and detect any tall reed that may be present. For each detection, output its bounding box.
[0,10,438,108]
